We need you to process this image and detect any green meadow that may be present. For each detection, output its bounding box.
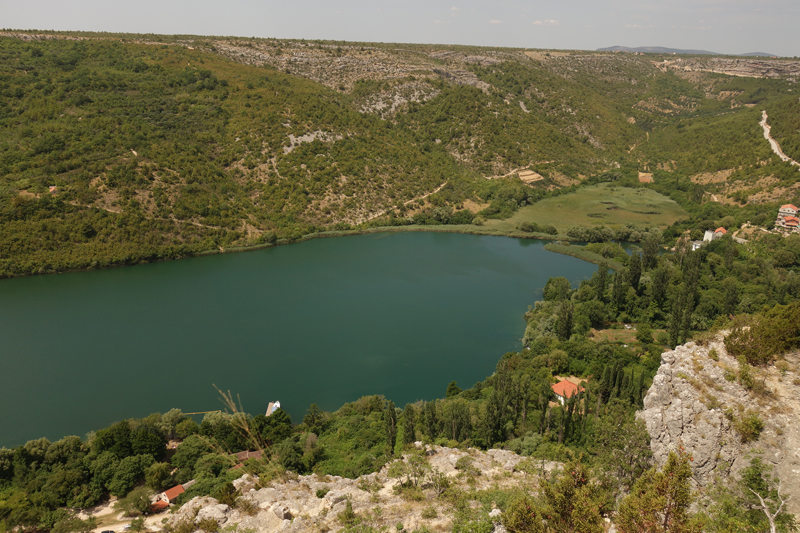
[485,183,690,234]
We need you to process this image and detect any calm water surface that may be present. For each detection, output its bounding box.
[0,232,595,447]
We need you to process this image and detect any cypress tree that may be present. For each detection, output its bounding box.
[635,370,646,407]
[384,400,397,454]
[613,269,627,312]
[403,403,417,445]
[628,253,642,293]
[596,262,608,302]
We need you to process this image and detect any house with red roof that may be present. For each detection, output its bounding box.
[150,484,186,513]
[714,227,727,237]
[777,205,800,232]
[551,379,585,405]
[163,484,185,502]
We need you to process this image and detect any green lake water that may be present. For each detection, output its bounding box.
[0,232,596,447]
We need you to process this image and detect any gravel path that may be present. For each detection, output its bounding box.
[760,110,800,169]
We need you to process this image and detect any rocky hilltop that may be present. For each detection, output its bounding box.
[641,335,800,514]
[166,445,551,533]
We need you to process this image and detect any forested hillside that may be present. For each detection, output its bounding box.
[2,32,799,277]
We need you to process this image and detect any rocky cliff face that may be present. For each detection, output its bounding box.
[640,336,800,515]
[663,57,800,81]
[166,445,553,533]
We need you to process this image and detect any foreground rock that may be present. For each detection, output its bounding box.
[165,445,556,533]
[640,335,800,514]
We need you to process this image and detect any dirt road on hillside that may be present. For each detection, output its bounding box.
[760,110,800,170]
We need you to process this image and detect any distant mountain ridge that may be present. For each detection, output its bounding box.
[598,45,777,57]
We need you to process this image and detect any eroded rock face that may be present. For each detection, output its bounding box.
[659,57,800,81]
[640,336,800,515]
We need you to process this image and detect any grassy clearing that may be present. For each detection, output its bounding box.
[484,183,689,234]
[543,243,624,270]
[589,328,667,344]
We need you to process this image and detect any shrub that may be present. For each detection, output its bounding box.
[196,518,219,533]
[724,303,800,365]
[421,506,438,519]
[316,487,330,498]
[733,411,764,443]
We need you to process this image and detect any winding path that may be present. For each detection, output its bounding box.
[760,110,800,170]
[361,181,448,223]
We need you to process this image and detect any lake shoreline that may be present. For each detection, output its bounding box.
[0,224,587,280]
[0,231,598,447]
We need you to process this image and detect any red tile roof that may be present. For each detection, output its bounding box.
[551,379,584,399]
[780,204,798,211]
[150,500,169,512]
[164,485,185,502]
[715,227,727,234]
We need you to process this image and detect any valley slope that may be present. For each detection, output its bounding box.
[1,31,800,277]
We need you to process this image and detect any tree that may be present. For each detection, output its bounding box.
[256,409,293,446]
[629,253,642,293]
[388,450,430,488]
[131,426,166,460]
[721,277,739,316]
[303,403,323,432]
[544,277,573,301]
[503,456,604,533]
[555,301,574,341]
[144,462,171,492]
[592,400,652,497]
[617,450,703,533]
[117,486,154,517]
[636,324,654,345]
[595,262,608,302]
[704,456,796,533]
[51,512,97,533]
[402,403,418,445]
[651,264,671,310]
[384,400,397,454]
[446,381,462,398]
[642,233,662,270]
[92,420,132,458]
[441,399,472,442]
[108,455,154,497]
[170,434,211,475]
[613,269,627,311]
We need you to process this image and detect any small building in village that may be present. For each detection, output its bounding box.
[776,204,800,232]
[551,379,585,405]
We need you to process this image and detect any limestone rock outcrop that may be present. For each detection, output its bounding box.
[640,336,800,515]
[164,444,553,533]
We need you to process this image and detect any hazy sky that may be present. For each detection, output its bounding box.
[2,0,798,57]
